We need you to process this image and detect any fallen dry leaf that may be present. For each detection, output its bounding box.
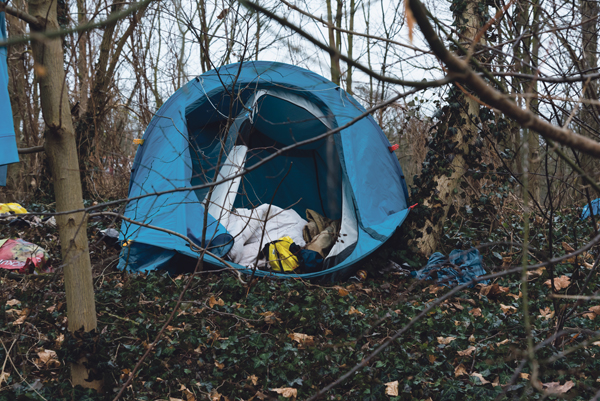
[479,284,509,298]
[542,380,575,394]
[457,346,476,356]
[469,308,482,317]
[209,296,225,308]
[11,308,30,325]
[55,333,65,347]
[520,373,530,380]
[288,333,315,347]
[590,306,600,315]
[384,380,399,396]
[526,267,546,278]
[538,307,555,320]
[496,339,510,346]
[248,374,258,386]
[584,312,597,320]
[471,372,490,384]
[507,292,522,300]
[455,364,467,377]
[562,242,575,253]
[214,361,224,370]
[6,299,20,306]
[210,389,221,401]
[437,336,457,345]
[427,285,444,294]
[37,349,60,367]
[0,372,10,385]
[259,311,279,324]
[334,286,349,297]
[500,304,517,314]
[544,275,571,291]
[469,334,476,343]
[271,387,297,398]
[348,306,364,315]
[170,398,184,401]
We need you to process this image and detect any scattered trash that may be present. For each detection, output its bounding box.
[410,249,488,287]
[582,198,600,220]
[98,228,121,249]
[0,238,52,274]
[1,213,56,228]
[348,269,367,283]
[0,202,27,215]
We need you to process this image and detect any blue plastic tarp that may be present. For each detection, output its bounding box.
[0,1,18,186]
[581,199,600,220]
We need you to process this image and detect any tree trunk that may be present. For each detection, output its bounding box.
[518,0,541,203]
[27,0,98,389]
[579,0,600,183]
[326,0,340,85]
[410,0,482,256]
[346,0,355,95]
[5,12,28,200]
[76,0,88,115]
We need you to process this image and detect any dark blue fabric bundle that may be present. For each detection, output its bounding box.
[410,248,489,288]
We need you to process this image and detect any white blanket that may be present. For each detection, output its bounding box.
[224,204,307,268]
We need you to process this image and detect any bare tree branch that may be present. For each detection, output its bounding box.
[408,0,600,158]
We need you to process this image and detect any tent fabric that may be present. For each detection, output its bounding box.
[0,1,19,186]
[117,61,410,279]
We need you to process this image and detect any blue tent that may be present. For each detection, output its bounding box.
[0,1,19,186]
[118,61,410,280]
